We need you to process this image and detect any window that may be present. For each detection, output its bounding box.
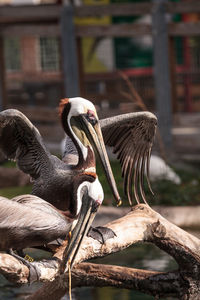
[4,37,21,71]
[39,37,60,71]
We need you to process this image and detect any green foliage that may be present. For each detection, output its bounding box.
[148,167,200,206]
[0,185,32,199]
[1,160,16,168]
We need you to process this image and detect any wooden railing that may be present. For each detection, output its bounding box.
[1,1,200,37]
[1,1,200,149]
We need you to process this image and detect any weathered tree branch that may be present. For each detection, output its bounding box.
[1,204,200,299]
[27,263,182,300]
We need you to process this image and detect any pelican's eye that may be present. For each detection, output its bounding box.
[86,110,97,126]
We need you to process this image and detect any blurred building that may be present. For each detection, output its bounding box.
[1,0,200,154]
[0,0,55,4]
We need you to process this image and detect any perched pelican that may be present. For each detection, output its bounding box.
[62,107,158,205]
[0,98,120,215]
[0,97,157,278]
[0,175,104,281]
[0,97,157,207]
[0,97,120,268]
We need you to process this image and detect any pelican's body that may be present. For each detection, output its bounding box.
[0,194,69,250]
[0,174,104,278]
[31,158,92,214]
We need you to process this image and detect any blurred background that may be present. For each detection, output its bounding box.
[1,0,200,157]
[1,0,200,299]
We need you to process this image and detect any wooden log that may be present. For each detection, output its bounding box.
[0,204,200,299]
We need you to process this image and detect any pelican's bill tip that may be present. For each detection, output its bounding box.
[116,198,122,207]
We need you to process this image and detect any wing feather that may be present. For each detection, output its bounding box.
[0,109,53,179]
[100,111,157,205]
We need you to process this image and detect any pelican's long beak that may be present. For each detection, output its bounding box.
[63,188,99,270]
[81,117,121,206]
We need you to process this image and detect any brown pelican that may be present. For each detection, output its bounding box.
[0,98,120,269]
[0,97,157,279]
[62,103,157,205]
[0,174,104,282]
[0,97,157,207]
[0,97,157,243]
[0,97,120,215]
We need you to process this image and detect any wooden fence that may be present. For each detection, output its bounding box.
[1,0,200,150]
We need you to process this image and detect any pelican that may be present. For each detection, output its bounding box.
[0,98,120,214]
[0,97,157,278]
[0,97,157,207]
[62,102,158,205]
[0,174,104,282]
[0,98,121,267]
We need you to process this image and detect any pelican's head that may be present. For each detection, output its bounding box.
[76,174,104,216]
[59,97,121,206]
[64,176,104,270]
[60,97,99,159]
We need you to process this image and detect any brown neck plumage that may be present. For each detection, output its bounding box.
[66,172,97,218]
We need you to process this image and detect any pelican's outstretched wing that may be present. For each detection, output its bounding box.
[100,112,157,205]
[0,109,53,179]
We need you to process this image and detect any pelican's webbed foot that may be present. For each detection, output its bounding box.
[8,249,41,284]
[87,226,116,244]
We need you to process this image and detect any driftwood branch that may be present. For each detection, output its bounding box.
[26,263,181,300]
[1,204,200,299]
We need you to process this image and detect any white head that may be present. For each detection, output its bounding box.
[60,97,99,161]
[69,97,98,118]
[76,176,104,216]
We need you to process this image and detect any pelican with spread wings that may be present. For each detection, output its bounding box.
[0,97,157,278]
[0,97,157,208]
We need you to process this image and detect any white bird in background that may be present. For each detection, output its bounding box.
[149,155,181,185]
[11,0,40,4]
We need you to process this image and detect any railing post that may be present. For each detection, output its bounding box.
[152,0,172,151]
[60,5,80,97]
[0,36,6,111]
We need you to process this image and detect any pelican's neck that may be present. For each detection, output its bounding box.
[61,103,96,172]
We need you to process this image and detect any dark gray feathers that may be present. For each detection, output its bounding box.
[100,111,157,205]
[0,109,53,179]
